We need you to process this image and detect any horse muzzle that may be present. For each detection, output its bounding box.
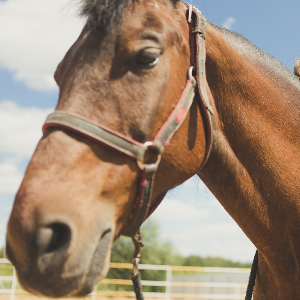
[6,212,114,297]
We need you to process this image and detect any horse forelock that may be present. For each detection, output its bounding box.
[214,25,300,95]
[80,0,181,30]
[80,0,134,30]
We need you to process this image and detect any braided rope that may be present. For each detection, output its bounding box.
[131,231,144,300]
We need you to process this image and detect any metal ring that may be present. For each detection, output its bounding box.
[143,141,155,148]
[137,155,161,170]
[137,142,162,170]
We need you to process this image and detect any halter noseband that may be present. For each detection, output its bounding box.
[42,6,213,238]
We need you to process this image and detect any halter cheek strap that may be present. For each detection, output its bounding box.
[186,4,214,171]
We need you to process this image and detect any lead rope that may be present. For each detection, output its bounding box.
[131,230,144,300]
[245,250,258,300]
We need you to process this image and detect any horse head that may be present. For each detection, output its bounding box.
[6,0,208,297]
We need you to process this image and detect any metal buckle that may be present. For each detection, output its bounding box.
[137,142,162,170]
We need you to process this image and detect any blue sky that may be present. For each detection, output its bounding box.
[0,0,299,263]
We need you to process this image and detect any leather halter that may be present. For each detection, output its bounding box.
[42,5,213,238]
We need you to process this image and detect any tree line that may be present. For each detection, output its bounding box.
[107,220,251,293]
[111,220,251,268]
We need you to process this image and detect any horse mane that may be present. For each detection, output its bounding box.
[80,0,180,30]
[214,25,300,94]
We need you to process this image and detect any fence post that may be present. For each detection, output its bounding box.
[235,285,241,300]
[10,267,17,300]
[91,285,97,300]
[165,266,172,300]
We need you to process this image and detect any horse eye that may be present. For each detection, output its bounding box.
[134,49,161,68]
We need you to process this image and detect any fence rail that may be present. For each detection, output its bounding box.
[0,259,251,300]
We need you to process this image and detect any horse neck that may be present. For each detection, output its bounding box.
[198,24,300,298]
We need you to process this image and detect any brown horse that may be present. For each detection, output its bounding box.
[6,0,300,299]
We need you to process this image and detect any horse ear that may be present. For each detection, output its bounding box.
[294,58,300,78]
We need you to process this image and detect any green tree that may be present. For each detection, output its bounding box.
[110,220,182,266]
[106,219,181,292]
[102,219,252,294]
[183,255,252,268]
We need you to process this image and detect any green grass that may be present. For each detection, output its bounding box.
[0,264,13,276]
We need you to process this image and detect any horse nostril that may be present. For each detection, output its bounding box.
[37,223,71,254]
[101,229,111,240]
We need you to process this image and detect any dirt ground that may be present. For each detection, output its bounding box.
[0,295,160,300]
[0,296,136,300]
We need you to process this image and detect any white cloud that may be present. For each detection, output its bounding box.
[0,0,85,91]
[166,223,241,241]
[152,198,209,221]
[0,218,8,231]
[164,223,256,262]
[0,99,53,245]
[222,17,236,30]
[0,100,52,156]
[0,160,23,193]
[177,235,256,263]
[212,199,228,214]
[181,175,205,189]
[0,216,10,247]
[207,239,256,262]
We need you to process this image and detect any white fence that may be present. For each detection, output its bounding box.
[0,258,18,300]
[0,259,251,300]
